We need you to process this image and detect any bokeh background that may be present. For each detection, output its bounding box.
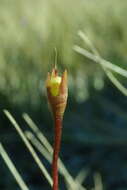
[1,0,127,189]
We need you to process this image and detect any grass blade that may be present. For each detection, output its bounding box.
[74,31,127,96]
[0,143,29,190]
[74,45,127,78]
[3,110,53,187]
[94,173,103,190]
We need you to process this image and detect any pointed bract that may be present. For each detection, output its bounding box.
[60,70,67,94]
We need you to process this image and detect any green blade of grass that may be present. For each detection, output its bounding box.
[75,168,89,185]
[3,110,53,187]
[73,45,127,78]
[0,143,29,190]
[94,173,103,190]
[74,31,127,96]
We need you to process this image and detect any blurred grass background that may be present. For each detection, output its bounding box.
[1,0,127,189]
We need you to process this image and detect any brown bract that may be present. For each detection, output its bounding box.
[46,68,68,119]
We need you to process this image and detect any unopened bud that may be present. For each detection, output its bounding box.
[46,68,68,119]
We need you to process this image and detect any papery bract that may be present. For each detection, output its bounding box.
[46,68,68,119]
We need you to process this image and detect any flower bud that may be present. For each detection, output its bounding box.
[46,68,68,119]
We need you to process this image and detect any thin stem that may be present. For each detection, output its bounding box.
[52,117,62,190]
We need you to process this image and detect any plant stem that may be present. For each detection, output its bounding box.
[52,117,62,190]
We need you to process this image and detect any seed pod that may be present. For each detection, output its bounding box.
[46,68,68,119]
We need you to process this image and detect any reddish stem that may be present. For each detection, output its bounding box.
[52,117,62,190]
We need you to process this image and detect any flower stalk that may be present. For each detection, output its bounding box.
[52,117,62,190]
[46,67,68,190]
